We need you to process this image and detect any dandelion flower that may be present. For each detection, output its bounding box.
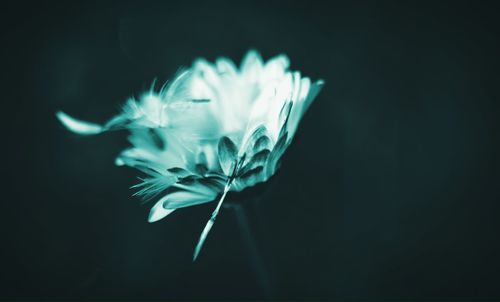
[57,50,324,260]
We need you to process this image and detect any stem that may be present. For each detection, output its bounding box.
[230,203,272,297]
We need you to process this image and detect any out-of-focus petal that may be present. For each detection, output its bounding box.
[262,54,289,81]
[286,77,310,138]
[241,49,264,81]
[286,78,325,139]
[56,111,103,135]
[302,79,325,113]
[193,58,221,89]
[216,57,238,76]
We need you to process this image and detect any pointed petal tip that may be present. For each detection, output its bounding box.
[193,57,212,69]
[273,53,290,68]
[192,218,215,262]
[316,79,325,86]
[242,49,264,69]
[192,250,200,262]
[114,157,125,166]
[56,111,103,135]
[246,48,261,57]
[147,202,176,223]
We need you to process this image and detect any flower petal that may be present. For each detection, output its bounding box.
[239,149,270,176]
[193,58,221,89]
[302,79,325,113]
[216,57,238,76]
[266,131,289,177]
[161,181,219,209]
[240,125,268,155]
[133,172,177,200]
[56,111,103,135]
[218,136,238,176]
[236,166,265,189]
[287,78,324,138]
[253,135,271,153]
[262,54,289,81]
[240,49,263,80]
[148,200,176,223]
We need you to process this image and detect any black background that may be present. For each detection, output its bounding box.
[2,0,500,300]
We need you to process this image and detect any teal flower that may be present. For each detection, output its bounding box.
[57,50,324,260]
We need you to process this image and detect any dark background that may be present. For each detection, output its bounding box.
[2,0,500,300]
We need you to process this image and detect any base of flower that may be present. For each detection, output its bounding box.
[223,173,279,207]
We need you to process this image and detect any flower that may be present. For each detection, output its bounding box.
[57,50,324,260]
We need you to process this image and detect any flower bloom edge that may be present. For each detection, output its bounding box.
[57,50,324,260]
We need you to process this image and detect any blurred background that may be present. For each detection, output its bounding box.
[2,0,500,300]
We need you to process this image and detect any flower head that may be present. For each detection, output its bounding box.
[57,50,324,260]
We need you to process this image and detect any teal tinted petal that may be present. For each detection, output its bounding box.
[133,172,177,201]
[148,201,176,223]
[253,135,271,153]
[216,57,238,76]
[239,149,270,176]
[287,78,325,139]
[160,181,219,209]
[303,79,325,113]
[241,49,264,73]
[262,54,289,82]
[266,131,289,177]
[56,111,103,135]
[217,136,238,176]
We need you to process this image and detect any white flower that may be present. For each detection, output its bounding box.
[57,50,324,260]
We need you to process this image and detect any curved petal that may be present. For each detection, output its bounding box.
[216,57,238,76]
[287,78,325,138]
[193,58,221,89]
[240,49,264,81]
[218,136,238,176]
[262,54,289,82]
[161,181,219,209]
[303,79,325,113]
[286,76,310,138]
[148,200,176,223]
[56,111,103,135]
